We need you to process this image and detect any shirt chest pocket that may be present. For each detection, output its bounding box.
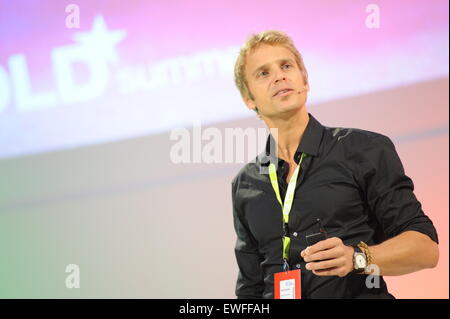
[242,187,285,244]
[302,179,366,229]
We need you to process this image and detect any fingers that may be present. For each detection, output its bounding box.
[300,237,353,277]
[305,257,346,273]
[301,237,343,258]
[312,267,349,278]
[303,246,342,263]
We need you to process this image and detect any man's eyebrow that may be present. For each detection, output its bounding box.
[252,58,295,77]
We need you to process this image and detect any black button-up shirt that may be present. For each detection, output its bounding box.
[231,113,439,299]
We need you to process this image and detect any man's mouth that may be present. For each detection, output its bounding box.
[273,89,294,97]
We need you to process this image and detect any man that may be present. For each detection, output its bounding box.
[231,30,439,299]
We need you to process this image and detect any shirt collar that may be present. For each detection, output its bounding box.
[260,113,324,166]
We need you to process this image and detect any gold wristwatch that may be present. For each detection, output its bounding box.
[357,241,373,266]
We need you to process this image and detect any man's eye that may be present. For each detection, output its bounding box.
[259,70,269,77]
[283,64,292,69]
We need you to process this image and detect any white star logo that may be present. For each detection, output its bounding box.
[72,15,126,63]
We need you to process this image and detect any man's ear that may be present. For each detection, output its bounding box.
[305,83,310,92]
[244,96,257,112]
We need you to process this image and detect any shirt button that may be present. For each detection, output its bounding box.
[296,264,301,269]
[293,232,298,237]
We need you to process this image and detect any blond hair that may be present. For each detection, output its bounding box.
[234,30,308,101]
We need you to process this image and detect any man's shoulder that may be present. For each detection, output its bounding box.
[231,155,264,189]
[323,125,392,148]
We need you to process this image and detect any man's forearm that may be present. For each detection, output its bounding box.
[367,231,439,276]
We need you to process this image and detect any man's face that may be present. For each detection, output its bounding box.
[244,44,309,118]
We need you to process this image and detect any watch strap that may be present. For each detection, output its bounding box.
[351,245,367,274]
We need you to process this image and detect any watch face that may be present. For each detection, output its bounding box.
[355,254,367,268]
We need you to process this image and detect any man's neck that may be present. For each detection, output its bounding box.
[264,107,310,163]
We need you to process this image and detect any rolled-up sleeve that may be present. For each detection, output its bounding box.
[232,180,265,299]
[355,134,439,244]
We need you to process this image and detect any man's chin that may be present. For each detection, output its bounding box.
[275,103,303,114]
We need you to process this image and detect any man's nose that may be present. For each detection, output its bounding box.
[274,74,287,83]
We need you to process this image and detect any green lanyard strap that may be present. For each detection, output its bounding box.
[268,153,306,262]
